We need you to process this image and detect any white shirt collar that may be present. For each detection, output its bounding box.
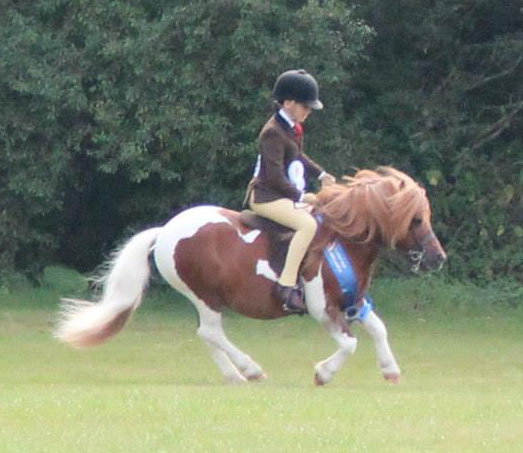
[278,108,296,128]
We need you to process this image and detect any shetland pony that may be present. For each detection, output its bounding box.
[55,167,446,385]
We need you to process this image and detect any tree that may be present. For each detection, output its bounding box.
[0,0,372,277]
[347,0,523,281]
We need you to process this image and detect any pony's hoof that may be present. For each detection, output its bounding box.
[384,372,401,384]
[314,363,332,386]
[314,372,326,386]
[225,374,248,385]
[247,371,267,382]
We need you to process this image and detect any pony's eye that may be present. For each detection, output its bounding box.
[412,217,422,227]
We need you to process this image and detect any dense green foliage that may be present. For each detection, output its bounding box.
[0,0,521,285]
[0,0,371,275]
[350,0,523,281]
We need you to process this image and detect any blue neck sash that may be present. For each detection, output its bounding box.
[323,238,374,322]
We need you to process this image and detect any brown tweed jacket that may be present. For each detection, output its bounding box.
[246,114,324,204]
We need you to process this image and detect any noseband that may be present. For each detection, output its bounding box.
[408,230,437,273]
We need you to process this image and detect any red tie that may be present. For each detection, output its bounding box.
[294,122,303,137]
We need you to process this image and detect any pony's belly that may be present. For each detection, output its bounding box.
[153,205,288,318]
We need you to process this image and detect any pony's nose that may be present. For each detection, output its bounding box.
[436,252,447,264]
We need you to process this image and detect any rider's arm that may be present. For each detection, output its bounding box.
[301,152,325,179]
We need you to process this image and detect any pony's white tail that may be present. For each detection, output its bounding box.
[54,228,162,348]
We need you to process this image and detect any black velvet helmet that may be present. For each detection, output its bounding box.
[272,69,323,110]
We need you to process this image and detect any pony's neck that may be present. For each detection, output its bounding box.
[341,239,379,295]
[302,216,379,290]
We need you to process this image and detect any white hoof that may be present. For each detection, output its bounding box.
[314,363,332,386]
[246,371,268,381]
[314,372,326,386]
[240,360,267,382]
[224,374,248,385]
[384,372,401,384]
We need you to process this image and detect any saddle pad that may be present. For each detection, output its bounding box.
[239,210,293,275]
[239,210,294,239]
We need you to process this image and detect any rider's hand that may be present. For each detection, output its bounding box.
[319,172,336,187]
[301,193,317,205]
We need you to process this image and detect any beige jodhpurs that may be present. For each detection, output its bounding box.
[250,195,318,287]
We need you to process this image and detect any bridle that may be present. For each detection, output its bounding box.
[408,230,437,273]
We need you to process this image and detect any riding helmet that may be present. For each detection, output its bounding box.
[272,69,323,110]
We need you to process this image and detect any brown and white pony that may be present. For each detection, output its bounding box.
[55,167,446,385]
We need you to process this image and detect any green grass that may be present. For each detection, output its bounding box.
[1,280,522,452]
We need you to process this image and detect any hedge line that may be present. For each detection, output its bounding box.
[0,0,521,285]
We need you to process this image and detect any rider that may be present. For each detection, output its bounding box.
[245,69,336,314]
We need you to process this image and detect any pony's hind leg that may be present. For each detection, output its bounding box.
[205,347,247,384]
[194,299,267,383]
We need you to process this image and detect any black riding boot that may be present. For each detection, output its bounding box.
[273,283,307,315]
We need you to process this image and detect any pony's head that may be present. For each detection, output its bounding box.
[317,166,447,271]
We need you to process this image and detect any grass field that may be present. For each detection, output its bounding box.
[1,278,522,452]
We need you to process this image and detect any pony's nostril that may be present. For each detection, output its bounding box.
[436,252,447,263]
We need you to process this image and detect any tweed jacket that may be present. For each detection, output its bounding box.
[246,113,324,204]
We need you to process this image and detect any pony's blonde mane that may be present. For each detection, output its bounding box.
[317,166,430,248]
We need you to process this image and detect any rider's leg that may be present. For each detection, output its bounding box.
[250,197,317,311]
[250,197,317,285]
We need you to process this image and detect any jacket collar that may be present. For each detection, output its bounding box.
[277,108,296,128]
[275,110,295,132]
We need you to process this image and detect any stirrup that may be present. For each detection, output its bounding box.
[274,283,307,315]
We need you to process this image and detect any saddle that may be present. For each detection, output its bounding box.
[240,210,375,323]
[239,210,297,276]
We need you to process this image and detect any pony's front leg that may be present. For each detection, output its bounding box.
[361,310,401,383]
[314,320,358,386]
[304,273,357,386]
